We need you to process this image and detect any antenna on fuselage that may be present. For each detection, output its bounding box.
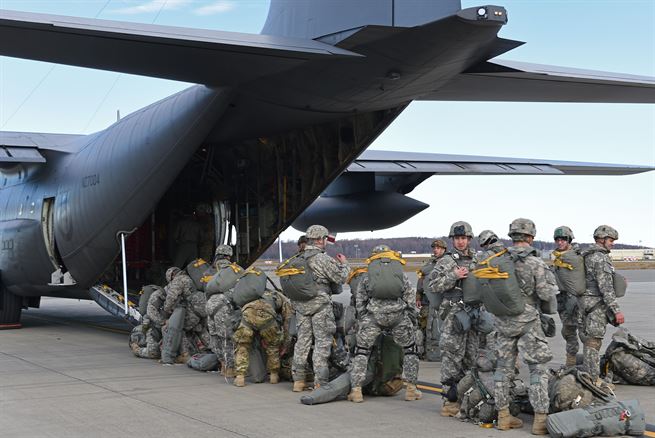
[116,109,121,121]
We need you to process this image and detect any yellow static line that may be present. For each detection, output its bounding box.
[644,431,655,438]
[417,384,442,393]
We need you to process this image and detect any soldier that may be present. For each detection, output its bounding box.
[552,226,582,367]
[291,224,350,392]
[131,285,168,358]
[233,288,294,387]
[348,245,421,403]
[297,235,308,253]
[427,221,480,417]
[580,225,625,381]
[182,290,211,356]
[205,244,243,377]
[494,218,557,434]
[417,239,447,362]
[162,267,195,316]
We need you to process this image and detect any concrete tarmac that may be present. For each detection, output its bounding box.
[0,270,653,437]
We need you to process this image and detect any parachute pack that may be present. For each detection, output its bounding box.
[468,249,525,317]
[205,263,243,297]
[366,250,406,300]
[138,284,163,317]
[552,249,586,296]
[232,268,268,308]
[276,249,320,301]
[546,399,645,438]
[185,258,212,291]
[602,328,655,386]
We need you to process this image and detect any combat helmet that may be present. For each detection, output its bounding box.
[306,224,329,239]
[370,244,391,256]
[593,225,619,240]
[508,218,536,239]
[431,239,447,249]
[553,226,575,242]
[449,221,474,238]
[477,230,499,247]
[165,267,181,283]
[215,244,233,258]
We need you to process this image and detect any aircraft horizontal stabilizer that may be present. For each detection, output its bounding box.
[350,150,654,177]
[0,9,360,85]
[419,60,655,103]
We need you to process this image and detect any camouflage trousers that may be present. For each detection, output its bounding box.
[579,297,609,379]
[557,291,581,356]
[439,303,480,390]
[351,311,418,387]
[233,303,283,376]
[494,317,552,414]
[292,304,336,385]
[182,325,212,355]
[206,294,237,368]
[133,326,162,359]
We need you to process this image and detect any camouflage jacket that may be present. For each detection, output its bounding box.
[242,290,294,327]
[416,255,441,298]
[294,244,350,316]
[427,247,477,296]
[163,272,195,314]
[146,287,168,327]
[499,245,558,324]
[582,244,620,313]
[355,273,416,316]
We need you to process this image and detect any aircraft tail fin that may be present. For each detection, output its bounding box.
[261,0,461,40]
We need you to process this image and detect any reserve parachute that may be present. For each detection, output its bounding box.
[366,250,405,299]
[232,268,267,308]
[552,249,586,296]
[614,273,627,298]
[471,249,525,316]
[276,249,320,301]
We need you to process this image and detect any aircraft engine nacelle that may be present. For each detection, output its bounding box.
[292,191,428,233]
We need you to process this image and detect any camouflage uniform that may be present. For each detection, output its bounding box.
[182,291,210,355]
[162,271,195,315]
[417,250,444,361]
[233,291,293,376]
[292,244,350,386]
[554,243,582,358]
[494,245,557,415]
[427,247,479,391]
[133,287,168,359]
[580,244,621,379]
[351,273,419,387]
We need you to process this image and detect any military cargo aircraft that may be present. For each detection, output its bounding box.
[1,1,654,327]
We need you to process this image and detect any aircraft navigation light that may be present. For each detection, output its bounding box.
[477,7,487,18]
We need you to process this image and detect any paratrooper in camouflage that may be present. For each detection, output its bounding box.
[233,290,294,386]
[417,239,447,361]
[292,225,350,391]
[132,282,169,359]
[580,225,624,380]
[427,221,480,417]
[493,218,557,435]
[348,245,421,403]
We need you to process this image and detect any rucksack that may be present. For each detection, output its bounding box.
[366,250,405,300]
[276,249,320,301]
[603,328,655,386]
[472,249,525,317]
[552,249,586,296]
[232,268,268,308]
[205,263,243,297]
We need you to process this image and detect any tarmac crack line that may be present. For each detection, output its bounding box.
[0,351,252,437]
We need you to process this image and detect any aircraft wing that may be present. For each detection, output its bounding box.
[0,9,360,85]
[419,60,655,103]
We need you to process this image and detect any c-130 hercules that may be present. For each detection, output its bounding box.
[0,1,653,327]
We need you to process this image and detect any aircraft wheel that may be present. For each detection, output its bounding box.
[0,287,23,329]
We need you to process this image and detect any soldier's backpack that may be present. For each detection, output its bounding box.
[186,258,211,291]
[187,353,219,371]
[457,369,498,423]
[548,368,612,413]
[205,263,243,297]
[472,249,525,317]
[138,284,163,317]
[366,250,406,300]
[546,399,645,438]
[232,268,268,308]
[364,335,404,396]
[602,328,655,386]
[275,249,321,301]
[552,249,586,296]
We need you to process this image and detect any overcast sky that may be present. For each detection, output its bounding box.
[1,0,653,246]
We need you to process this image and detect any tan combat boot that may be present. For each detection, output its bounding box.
[224,367,236,378]
[440,401,460,417]
[292,380,306,392]
[531,413,548,435]
[175,352,190,364]
[233,375,245,387]
[269,372,279,384]
[565,354,577,367]
[405,384,422,401]
[347,386,363,403]
[130,343,140,355]
[497,408,523,430]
